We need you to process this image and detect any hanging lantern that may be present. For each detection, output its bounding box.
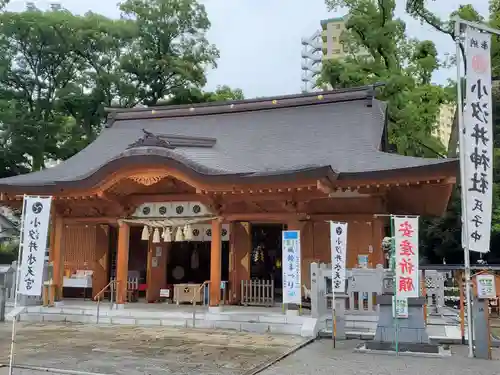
[141,225,150,241]
[184,224,193,241]
[174,226,184,242]
[162,227,172,242]
[152,228,160,243]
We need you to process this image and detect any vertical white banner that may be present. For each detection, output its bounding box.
[463,26,493,253]
[18,196,52,296]
[282,230,301,304]
[330,222,347,292]
[394,217,419,298]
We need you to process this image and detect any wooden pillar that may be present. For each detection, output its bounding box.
[93,225,110,299]
[209,219,222,306]
[228,222,251,304]
[372,217,385,267]
[50,214,64,301]
[146,240,169,303]
[116,221,130,305]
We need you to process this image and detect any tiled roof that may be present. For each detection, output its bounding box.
[0,86,457,191]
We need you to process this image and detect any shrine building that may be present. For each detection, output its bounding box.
[0,86,457,308]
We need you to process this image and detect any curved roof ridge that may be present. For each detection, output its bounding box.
[106,86,376,124]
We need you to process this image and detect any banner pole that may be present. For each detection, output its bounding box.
[332,262,336,348]
[390,215,399,355]
[8,195,28,375]
[454,19,474,358]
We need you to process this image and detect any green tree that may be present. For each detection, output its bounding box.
[119,0,220,106]
[0,9,83,171]
[322,0,448,157]
[56,12,138,145]
[405,1,484,157]
[165,85,244,105]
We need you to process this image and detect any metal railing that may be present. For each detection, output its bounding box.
[94,279,119,324]
[241,279,274,307]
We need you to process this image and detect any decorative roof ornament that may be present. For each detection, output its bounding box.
[127,129,176,150]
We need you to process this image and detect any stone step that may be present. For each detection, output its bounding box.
[18,310,309,336]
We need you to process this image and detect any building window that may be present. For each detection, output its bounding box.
[333,49,340,54]
[332,36,337,42]
[336,24,341,29]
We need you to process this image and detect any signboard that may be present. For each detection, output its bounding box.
[393,296,409,318]
[477,274,496,299]
[358,254,368,269]
[394,217,419,298]
[463,26,493,253]
[282,230,301,304]
[330,222,347,292]
[18,196,52,296]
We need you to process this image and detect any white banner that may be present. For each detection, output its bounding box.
[18,196,52,296]
[394,217,419,298]
[282,230,301,304]
[463,26,493,253]
[330,222,347,293]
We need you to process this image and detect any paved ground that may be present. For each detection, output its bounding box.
[0,322,305,375]
[3,323,500,375]
[259,339,500,375]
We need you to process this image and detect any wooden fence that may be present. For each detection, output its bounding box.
[241,279,274,307]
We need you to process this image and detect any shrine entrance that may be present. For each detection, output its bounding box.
[250,224,284,302]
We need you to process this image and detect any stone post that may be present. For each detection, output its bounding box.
[310,262,319,318]
[333,293,348,340]
[0,286,6,322]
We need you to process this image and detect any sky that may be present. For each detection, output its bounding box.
[6,0,492,98]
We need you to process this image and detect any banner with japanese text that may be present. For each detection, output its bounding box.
[330,221,347,293]
[394,217,419,299]
[282,230,301,304]
[463,26,493,253]
[18,196,52,296]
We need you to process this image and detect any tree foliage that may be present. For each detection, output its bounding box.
[0,1,242,178]
[322,0,448,157]
[323,0,500,262]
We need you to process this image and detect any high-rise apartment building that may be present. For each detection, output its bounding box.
[321,16,349,60]
[433,104,455,151]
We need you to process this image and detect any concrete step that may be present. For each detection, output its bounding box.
[18,306,316,337]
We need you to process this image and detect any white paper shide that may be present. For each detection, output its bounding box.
[18,196,52,296]
[394,217,419,299]
[464,27,493,253]
[282,230,301,304]
[330,222,347,293]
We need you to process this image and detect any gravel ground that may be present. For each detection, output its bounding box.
[259,339,500,375]
[3,323,500,375]
[0,322,304,375]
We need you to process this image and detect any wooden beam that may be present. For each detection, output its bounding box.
[223,212,308,222]
[63,217,118,224]
[222,189,328,203]
[280,200,298,212]
[317,179,333,194]
[127,193,211,205]
[223,212,384,223]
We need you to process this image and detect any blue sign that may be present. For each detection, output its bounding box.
[282,230,301,304]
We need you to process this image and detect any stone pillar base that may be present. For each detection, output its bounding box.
[208,305,223,313]
[370,293,438,353]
